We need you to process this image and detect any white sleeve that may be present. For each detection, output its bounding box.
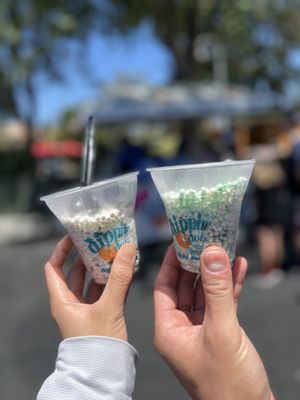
[37,336,138,400]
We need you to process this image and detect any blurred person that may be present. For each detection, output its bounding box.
[250,147,291,288]
[285,121,300,269]
[154,244,275,400]
[177,121,222,165]
[38,237,275,399]
[118,136,147,173]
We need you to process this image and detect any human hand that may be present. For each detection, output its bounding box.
[154,244,274,400]
[45,235,136,341]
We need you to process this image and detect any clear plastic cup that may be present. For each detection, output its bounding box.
[148,160,255,273]
[41,172,139,284]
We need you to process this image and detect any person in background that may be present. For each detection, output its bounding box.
[286,123,300,269]
[38,236,274,400]
[250,146,291,288]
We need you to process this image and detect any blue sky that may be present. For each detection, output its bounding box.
[35,20,300,127]
[36,22,172,126]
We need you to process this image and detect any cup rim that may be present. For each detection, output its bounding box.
[40,171,139,202]
[147,159,256,173]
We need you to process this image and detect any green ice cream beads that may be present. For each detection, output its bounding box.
[162,177,248,272]
[163,177,247,215]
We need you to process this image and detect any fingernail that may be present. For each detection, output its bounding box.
[203,248,227,273]
[121,243,136,262]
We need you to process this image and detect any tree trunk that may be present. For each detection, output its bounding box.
[23,76,37,211]
[24,76,36,150]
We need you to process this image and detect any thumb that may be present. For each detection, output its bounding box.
[101,243,136,310]
[200,245,236,327]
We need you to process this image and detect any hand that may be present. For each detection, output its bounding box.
[154,244,274,400]
[44,235,136,341]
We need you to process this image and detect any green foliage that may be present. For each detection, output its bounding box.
[0,0,105,119]
[1,0,300,122]
[110,0,300,89]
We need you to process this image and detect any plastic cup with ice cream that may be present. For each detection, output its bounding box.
[41,172,139,284]
[148,160,255,273]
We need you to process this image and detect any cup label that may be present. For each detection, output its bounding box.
[168,213,211,236]
[168,213,212,260]
[85,222,129,253]
[84,222,130,267]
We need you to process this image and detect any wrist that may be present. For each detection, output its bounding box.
[191,385,275,400]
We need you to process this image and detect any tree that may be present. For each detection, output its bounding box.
[109,0,300,90]
[2,0,300,136]
[0,0,107,144]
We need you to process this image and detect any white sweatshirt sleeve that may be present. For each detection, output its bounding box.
[37,336,138,400]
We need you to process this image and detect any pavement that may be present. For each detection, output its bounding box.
[1,237,300,399]
[0,213,53,245]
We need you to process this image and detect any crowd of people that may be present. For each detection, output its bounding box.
[245,121,300,288]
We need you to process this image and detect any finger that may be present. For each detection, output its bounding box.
[48,235,73,268]
[85,280,105,304]
[154,244,180,317]
[45,236,78,305]
[200,246,237,328]
[177,269,198,311]
[232,256,248,310]
[193,274,205,320]
[195,256,248,308]
[194,256,248,320]
[100,243,136,310]
[66,256,86,301]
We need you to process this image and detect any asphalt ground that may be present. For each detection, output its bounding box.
[1,238,300,399]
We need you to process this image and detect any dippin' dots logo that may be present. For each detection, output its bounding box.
[85,223,129,255]
[169,213,211,250]
[168,214,211,236]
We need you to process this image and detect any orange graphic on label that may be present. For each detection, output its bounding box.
[175,232,191,249]
[99,245,117,262]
